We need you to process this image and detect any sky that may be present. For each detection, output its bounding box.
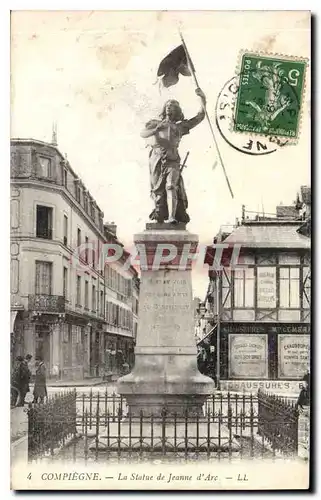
[10,10,311,298]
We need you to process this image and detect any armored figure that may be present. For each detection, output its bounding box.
[141,88,206,224]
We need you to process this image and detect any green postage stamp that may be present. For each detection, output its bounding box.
[234,53,308,138]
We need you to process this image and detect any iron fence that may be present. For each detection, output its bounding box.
[27,388,299,462]
[27,389,77,461]
[257,389,299,455]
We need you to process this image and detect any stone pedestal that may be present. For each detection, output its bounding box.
[117,225,214,417]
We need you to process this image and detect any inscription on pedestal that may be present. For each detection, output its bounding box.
[137,272,193,346]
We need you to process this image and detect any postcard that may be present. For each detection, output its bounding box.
[10,10,311,490]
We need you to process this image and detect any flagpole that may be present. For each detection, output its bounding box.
[179,31,234,199]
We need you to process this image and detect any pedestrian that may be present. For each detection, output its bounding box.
[25,354,32,386]
[15,355,31,406]
[33,357,47,404]
[11,356,23,407]
[25,353,32,366]
[296,370,310,410]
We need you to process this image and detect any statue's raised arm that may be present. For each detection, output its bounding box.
[141,88,207,225]
[180,88,206,134]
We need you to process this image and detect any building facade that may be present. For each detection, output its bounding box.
[10,138,139,381]
[201,189,311,394]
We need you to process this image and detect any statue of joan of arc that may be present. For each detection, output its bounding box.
[140,88,206,224]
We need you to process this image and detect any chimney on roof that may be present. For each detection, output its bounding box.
[104,222,117,237]
[51,122,58,146]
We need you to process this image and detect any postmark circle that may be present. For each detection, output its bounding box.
[215,77,293,156]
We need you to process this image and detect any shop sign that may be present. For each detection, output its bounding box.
[220,379,306,396]
[278,334,310,379]
[257,267,277,308]
[229,334,268,378]
[221,323,310,335]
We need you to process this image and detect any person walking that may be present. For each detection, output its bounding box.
[296,370,310,409]
[24,353,32,391]
[16,355,31,406]
[11,356,23,407]
[33,358,47,404]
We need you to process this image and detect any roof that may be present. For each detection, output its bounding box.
[276,205,298,218]
[224,222,310,249]
[11,137,105,216]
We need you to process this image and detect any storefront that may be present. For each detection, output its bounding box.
[218,322,310,394]
[102,333,135,377]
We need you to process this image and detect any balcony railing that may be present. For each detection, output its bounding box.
[28,294,65,313]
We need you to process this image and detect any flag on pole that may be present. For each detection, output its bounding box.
[155,34,234,199]
[156,44,195,88]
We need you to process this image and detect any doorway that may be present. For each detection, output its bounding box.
[35,324,50,367]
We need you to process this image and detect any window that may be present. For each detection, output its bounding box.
[35,261,52,295]
[84,195,88,213]
[64,169,68,187]
[112,269,116,290]
[126,279,132,298]
[106,266,111,288]
[106,301,110,323]
[63,215,68,246]
[76,276,81,305]
[35,325,49,361]
[62,325,72,367]
[133,297,139,315]
[63,267,68,298]
[85,236,89,264]
[74,182,81,202]
[234,268,254,308]
[100,290,104,316]
[279,267,300,308]
[112,303,117,325]
[91,202,95,219]
[92,285,96,312]
[116,304,119,325]
[85,281,89,309]
[222,269,232,308]
[303,267,311,309]
[36,205,53,239]
[77,228,81,248]
[39,156,52,178]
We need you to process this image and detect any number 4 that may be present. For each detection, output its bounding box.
[27,473,32,480]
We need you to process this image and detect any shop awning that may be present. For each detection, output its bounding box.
[11,310,18,333]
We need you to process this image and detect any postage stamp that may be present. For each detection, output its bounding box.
[233,52,308,139]
[215,76,289,156]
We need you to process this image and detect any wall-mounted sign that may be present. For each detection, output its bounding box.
[221,323,310,335]
[278,334,310,379]
[257,267,277,308]
[220,379,306,395]
[229,334,268,379]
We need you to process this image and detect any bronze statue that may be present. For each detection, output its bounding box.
[141,88,206,224]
